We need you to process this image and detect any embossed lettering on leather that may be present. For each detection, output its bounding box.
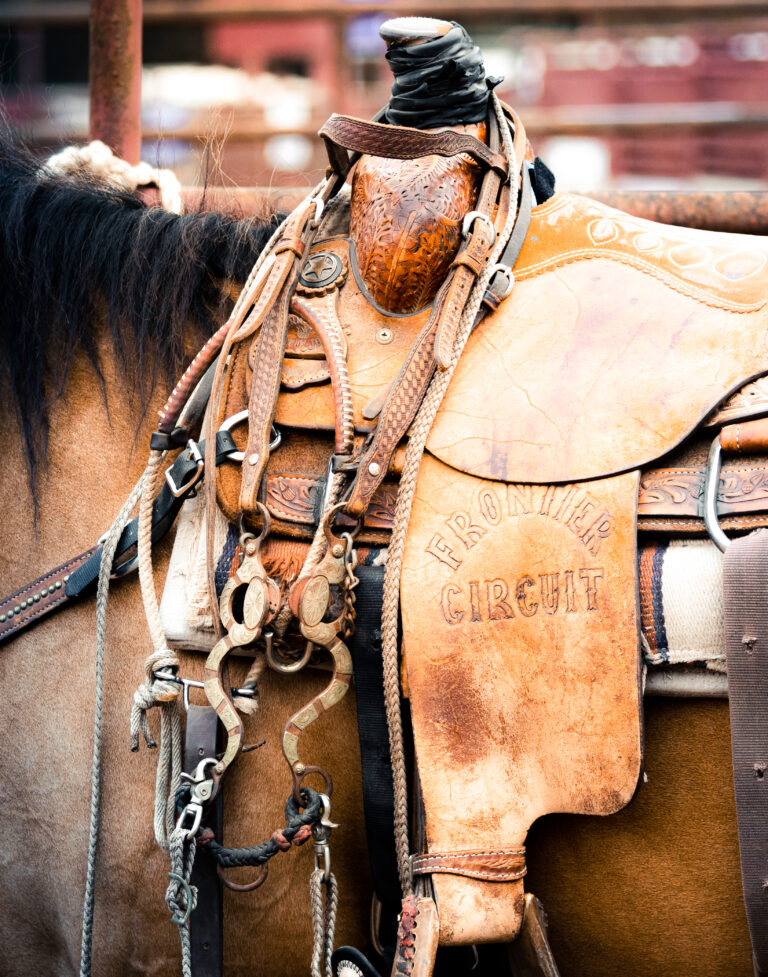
[401,458,642,945]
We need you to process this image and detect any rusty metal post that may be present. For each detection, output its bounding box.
[89,0,142,164]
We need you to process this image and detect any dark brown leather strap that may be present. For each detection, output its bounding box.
[319,114,508,179]
[412,848,526,882]
[184,705,224,977]
[0,547,98,642]
[723,530,768,976]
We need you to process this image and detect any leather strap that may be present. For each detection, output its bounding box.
[184,705,224,977]
[319,114,508,180]
[721,417,768,455]
[723,530,768,976]
[239,198,322,518]
[412,848,526,882]
[390,894,439,977]
[0,547,99,643]
[0,430,238,646]
[432,107,509,369]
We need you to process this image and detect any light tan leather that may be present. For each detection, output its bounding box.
[427,192,768,484]
[401,458,642,944]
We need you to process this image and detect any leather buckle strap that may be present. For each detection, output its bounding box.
[319,113,509,179]
[238,197,327,518]
[343,105,509,519]
[411,848,527,883]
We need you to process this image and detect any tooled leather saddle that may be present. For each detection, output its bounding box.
[205,19,768,973]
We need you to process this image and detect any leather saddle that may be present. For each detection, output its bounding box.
[209,89,768,965]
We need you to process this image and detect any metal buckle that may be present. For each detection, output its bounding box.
[487,263,515,300]
[217,411,281,463]
[165,439,204,498]
[704,436,731,552]
[462,210,496,247]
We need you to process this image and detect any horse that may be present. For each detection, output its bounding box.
[0,29,760,977]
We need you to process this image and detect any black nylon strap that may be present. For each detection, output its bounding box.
[65,430,237,600]
[184,706,224,977]
[348,563,411,960]
[723,529,768,976]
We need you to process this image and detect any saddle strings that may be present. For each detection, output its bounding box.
[381,91,521,894]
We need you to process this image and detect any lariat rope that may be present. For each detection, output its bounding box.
[131,447,185,849]
[381,92,519,893]
[79,474,146,977]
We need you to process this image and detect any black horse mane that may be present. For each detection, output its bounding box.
[0,124,280,493]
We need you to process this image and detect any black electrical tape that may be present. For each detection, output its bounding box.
[384,22,499,129]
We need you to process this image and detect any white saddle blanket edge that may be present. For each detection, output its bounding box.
[160,490,730,695]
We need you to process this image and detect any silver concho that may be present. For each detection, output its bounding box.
[299,251,343,290]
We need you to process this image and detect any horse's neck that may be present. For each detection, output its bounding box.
[2,340,163,584]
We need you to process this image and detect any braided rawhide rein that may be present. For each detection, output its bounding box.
[175,784,324,868]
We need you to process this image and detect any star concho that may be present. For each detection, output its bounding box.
[297,250,346,296]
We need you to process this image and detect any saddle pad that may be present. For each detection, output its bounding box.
[400,458,643,945]
[427,193,768,484]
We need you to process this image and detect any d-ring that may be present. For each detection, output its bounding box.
[217,862,270,893]
[168,872,195,925]
[218,410,281,462]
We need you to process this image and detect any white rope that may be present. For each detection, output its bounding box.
[43,140,184,214]
[79,475,145,977]
[131,447,184,849]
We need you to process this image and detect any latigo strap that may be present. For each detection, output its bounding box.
[723,531,768,976]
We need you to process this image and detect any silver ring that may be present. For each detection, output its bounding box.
[218,410,281,462]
